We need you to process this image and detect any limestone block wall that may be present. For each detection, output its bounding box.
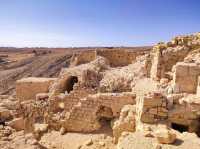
[150,33,200,80]
[140,92,168,124]
[16,77,56,101]
[97,49,148,67]
[49,56,108,97]
[139,91,200,135]
[70,50,97,66]
[63,92,136,132]
[150,45,190,80]
[24,90,136,133]
[172,62,200,93]
[69,48,149,67]
[49,89,96,113]
[168,95,200,133]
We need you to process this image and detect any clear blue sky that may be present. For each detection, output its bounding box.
[0,0,199,47]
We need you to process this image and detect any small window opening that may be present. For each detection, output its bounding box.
[171,123,189,133]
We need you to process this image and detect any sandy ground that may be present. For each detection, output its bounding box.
[0,125,115,149]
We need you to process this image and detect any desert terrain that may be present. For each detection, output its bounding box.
[1,33,200,149]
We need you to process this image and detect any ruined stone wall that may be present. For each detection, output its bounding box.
[150,44,190,80]
[140,92,168,124]
[16,77,56,101]
[49,88,96,113]
[49,56,108,97]
[22,91,136,133]
[138,91,200,135]
[150,33,200,80]
[97,49,148,67]
[11,32,200,143]
[62,92,136,132]
[69,48,150,67]
[70,50,97,67]
[168,94,200,134]
[172,62,200,93]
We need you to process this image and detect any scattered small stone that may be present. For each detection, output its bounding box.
[155,128,176,144]
[77,145,82,149]
[51,142,57,148]
[60,127,66,135]
[26,139,38,145]
[153,143,162,149]
[99,141,105,146]
[84,139,93,146]
[144,131,154,137]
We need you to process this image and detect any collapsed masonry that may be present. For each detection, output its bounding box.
[15,49,148,135]
[5,32,200,145]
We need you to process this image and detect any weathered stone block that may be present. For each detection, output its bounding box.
[188,63,200,75]
[16,77,56,101]
[141,113,155,123]
[143,97,162,108]
[173,62,200,93]
[174,62,189,77]
[112,105,136,143]
[155,128,176,144]
[0,108,11,120]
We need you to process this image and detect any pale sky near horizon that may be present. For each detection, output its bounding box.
[0,0,200,47]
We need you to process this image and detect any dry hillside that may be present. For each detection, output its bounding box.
[0,49,72,94]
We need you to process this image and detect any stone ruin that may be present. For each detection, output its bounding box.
[2,32,200,148]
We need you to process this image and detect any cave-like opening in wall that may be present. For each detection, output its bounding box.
[171,123,189,133]
[0,118,5,126]
[64,76,78,93]
[96,106,113,130]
